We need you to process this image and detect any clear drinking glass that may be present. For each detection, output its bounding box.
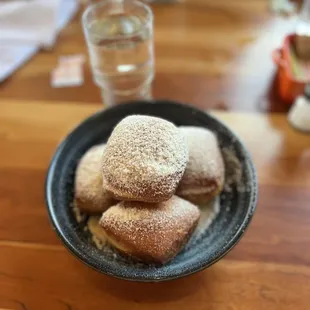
[82,0,154,106]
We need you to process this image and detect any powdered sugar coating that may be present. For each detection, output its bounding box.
[177,126,225,204]
[99,196,200,263]
[102,115,189,203]
[75,144,115,214]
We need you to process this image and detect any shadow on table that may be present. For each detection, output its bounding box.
[86,268,211,303]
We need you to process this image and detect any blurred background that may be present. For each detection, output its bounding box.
[0,0,310,114]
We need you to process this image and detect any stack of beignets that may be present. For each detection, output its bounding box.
[74,115,225,264]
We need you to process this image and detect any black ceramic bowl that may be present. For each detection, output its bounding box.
[45,100,257,282]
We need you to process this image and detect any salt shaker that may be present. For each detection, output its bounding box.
[288,84,310,133]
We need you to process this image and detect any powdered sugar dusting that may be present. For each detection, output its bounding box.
[75,144,115,213]
[186,197,220,248]
[222,147,246,193]
[99,196,200,262]
[102,115,189,202]
[196,197,220,235]
[177,126,225,203]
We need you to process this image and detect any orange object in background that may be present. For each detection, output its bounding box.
[272,34,308,104]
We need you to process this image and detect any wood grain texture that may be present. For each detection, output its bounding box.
[0,244,310,310]
[0,1,309,308]
[0,100,309,309]
[0,0,296,112]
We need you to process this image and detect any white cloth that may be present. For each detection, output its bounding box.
[0,0,79,82]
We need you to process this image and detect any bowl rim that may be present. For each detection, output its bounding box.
[45,100,258,282]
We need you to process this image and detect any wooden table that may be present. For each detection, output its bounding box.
[1,1,310,309]
[0,0,297,112]
[0,101,309,310]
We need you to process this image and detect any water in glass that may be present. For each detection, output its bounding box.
[86,13,154,103]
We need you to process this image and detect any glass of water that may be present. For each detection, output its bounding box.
[82,0,154,106]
